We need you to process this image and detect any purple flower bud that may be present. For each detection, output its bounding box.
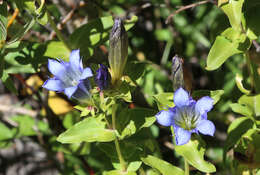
[95,64,110,90]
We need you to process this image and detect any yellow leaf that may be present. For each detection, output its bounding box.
[48,91,73,115]
[25,75,44,95]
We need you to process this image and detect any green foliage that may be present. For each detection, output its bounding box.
[0,2,7,42]
[69,15,138,58]
[1,0,260,174]
[57,116,116,143]
[175,139,216,173]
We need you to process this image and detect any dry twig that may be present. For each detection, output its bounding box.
[166,0,215,24]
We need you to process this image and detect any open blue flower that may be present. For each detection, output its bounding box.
[42,49,93,101]
[156,88,215,145]
[95,64,110,90]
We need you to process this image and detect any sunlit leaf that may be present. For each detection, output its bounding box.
[230,103,253,117]
[238,94,260,117]
[12,115,36,136]
[141,155,184,175]
[57,116,116,143]
[192,89,224,105]
[221,0,244,30]
[153,93,174,111]
[0,2,7,42]
[175,139,216,173]
[0,122,13,141]
[44,41,71,61]
[103,170,136,175]
[235,74,251,95]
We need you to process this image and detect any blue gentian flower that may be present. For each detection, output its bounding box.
[95,64,110,90]
[42,49,93,101]
[156,88,215,145]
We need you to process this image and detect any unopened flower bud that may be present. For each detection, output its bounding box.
[172,55,184,91]
[108,18,128,85]
[95,64,110,90]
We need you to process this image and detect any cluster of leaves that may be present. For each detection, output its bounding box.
[0,0,260,175]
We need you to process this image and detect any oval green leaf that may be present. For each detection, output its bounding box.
[57,117,116,143]
[206,35,242,70]
[175,140,216,173]
[141,155,184,175]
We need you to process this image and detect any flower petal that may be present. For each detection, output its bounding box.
[72,80,91,102]
[70,49,83,71]
[195,96,214,115]
[80,67,93,80]
[197,120,215,136]
[174,126,191,145]
[64,86,78,98]
[48,59,66,79]
[42,78,65,91]
[173,88,190,107]
[156,110,174,126]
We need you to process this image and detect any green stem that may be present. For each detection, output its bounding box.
[47,11,72,51]
[112,104,127,171]
[161,39,173,66]
[245,52,260,93]
[245,52,254,90]
[184,158,189,175]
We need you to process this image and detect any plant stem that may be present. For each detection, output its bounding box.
[245,52,260,93]
[47,11,72,51]
[161,39,173,66]
[112,104,127,171]
[184,158,190,175]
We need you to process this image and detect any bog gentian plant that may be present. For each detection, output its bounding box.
[42,49,93,102]
[95,64,110,90]
[156,88,215,145]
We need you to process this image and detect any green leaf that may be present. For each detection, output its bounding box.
[235,73,251,95]
[153,93,174,111]
[43,41,71,61]
[1,71,18,94]
[12,115,36,136]
[238,94,260,117]
[192,89,224,105]
[69,15,138,58]
[127,161,142,172]
[57,116,116,143]
[175,139,216,173]
[0,2,8,42]
[244,1,260,37]
[230,103,253,117]
[97,141,141,162]
[154,29,173,41]
[224,117,254,160]
[117,108,156,139]
[141,155,184,175]
[221,0,244,30]
[7,18,35,45]
[206,35,242,70]
[125,61,146,81]
[0,122,14,141]
[103,170,136,175]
